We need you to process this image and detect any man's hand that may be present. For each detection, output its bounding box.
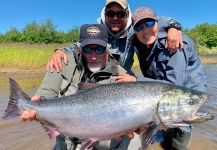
[46,49,68,73]
[21,110,37,122]
[166,28,183,53]
[115,132,134,141]
[20,96,44,122]
[115,126,148,141]
[115,73,136,83]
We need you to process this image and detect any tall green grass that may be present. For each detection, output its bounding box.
[0,43,68,69]
[197,46,217,55]
[0,43,217,70]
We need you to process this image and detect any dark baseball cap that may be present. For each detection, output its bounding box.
[80,24,108,48]
[132,7,158,27]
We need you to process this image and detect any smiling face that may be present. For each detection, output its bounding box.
[105,3,129,33]
[134,19,158,47]
[81,44,108,73]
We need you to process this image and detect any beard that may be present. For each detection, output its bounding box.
[82,56,106,73]
[87,60,103,73]
[88,65,102,73]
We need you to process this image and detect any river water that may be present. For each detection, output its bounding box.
[0,64,217,150]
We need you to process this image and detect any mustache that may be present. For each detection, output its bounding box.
[87,59,102,63]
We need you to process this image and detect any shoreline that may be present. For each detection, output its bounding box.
[0,60,217,74]
[0,67,46,74]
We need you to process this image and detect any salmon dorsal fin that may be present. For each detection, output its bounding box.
[9,78,31,101]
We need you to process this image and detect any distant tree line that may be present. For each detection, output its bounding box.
[0,19,217,48]
[184,23,217,48]
[0,19,79,44]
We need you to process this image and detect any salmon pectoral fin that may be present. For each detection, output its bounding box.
[140,123,159,150]
[80,139,97,150]
[41,122,60,139]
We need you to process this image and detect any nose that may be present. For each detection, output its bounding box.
[142,26,150,32]
[91,57,97,60]
[113,15,118,20]
[91,53,97,60]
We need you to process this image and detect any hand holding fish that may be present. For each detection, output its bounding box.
[20,96,43,122]
[115,73,136,82]
[115,126,148,141]
[21,110,37,122]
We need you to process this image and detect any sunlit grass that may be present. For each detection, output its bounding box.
[197,46,217,55]
[0,43,217,70]
[0,43,69,69]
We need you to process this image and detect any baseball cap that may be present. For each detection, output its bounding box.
[106,0,128,9]
[132,7,158,27]
[80,24,108,48]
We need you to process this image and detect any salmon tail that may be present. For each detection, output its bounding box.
[2,78,31,120]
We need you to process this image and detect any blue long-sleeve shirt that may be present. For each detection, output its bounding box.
[134,34,207,92]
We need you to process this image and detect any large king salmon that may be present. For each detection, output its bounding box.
[2,78,214,149]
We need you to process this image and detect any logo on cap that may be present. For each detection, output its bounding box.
[87,27,100,36]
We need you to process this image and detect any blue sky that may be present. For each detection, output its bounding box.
[1,0,216,34]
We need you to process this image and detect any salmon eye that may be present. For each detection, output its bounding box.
[187,99,195,105]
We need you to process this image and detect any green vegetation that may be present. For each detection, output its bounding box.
[0,19,79,44]
[0,20,217,70]
[184,23,217,52]
[0,19,216,50]
[196,45,217,55]
[0,43,68,69]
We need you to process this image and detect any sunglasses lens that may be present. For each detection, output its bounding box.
[82,47,93,54]
[145,20,155,28]
[95,47,106,54]
[82,46,106,54]
[116,11,126,18]
[134,23,144,32]
[134,20,155,32]
[106,11,115,18]
[106,10,126,18]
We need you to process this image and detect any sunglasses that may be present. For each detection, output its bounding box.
[134,20,156,32]
[82,46,106,54]
[105,10,127,18]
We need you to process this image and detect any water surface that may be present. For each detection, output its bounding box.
[0,65,216,150]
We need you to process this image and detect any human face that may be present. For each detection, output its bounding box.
[134,19,158,47]
[105,3,129,33]
[82,44,107,73]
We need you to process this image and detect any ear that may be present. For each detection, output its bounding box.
[126,10,129,17]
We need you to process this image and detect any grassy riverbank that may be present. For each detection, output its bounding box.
[0,43,217,71]
[0,43,69,69]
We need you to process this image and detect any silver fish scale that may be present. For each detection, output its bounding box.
[18,81,207,140]
[29,82,167,139]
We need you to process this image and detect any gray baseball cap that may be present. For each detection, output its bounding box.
[80,24,108,48]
